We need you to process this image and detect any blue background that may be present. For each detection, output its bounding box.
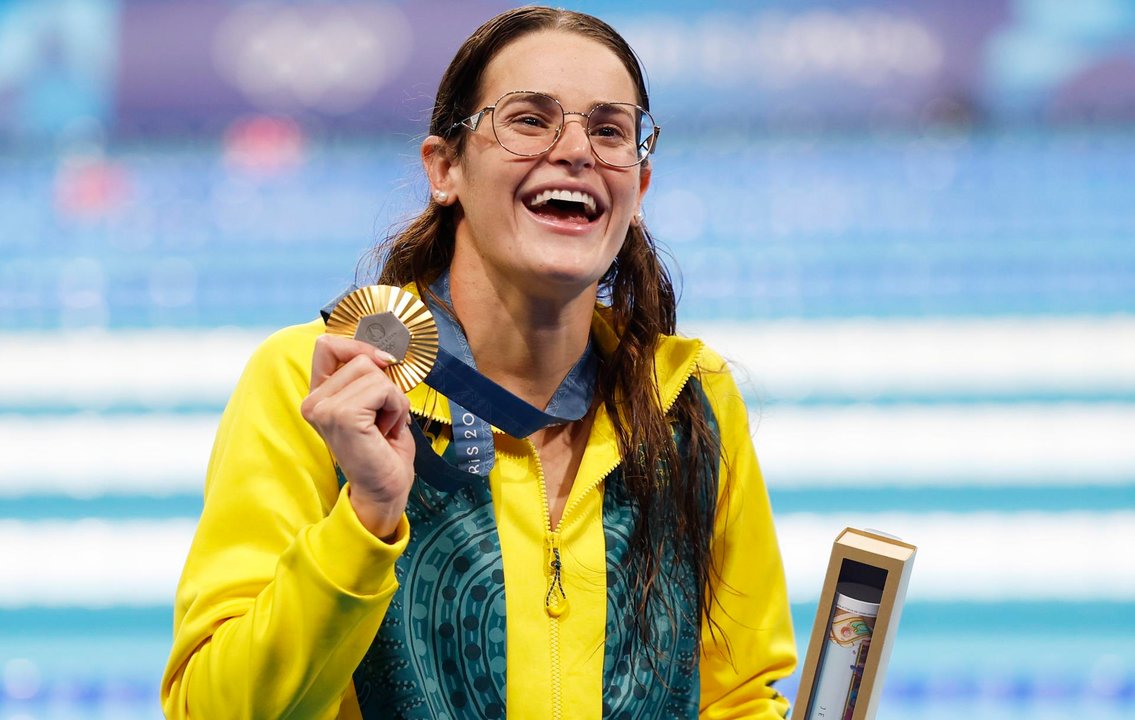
[1,0,1133,718]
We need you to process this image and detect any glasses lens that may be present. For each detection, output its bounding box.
[588,103,655,167]
[492,92,562,156]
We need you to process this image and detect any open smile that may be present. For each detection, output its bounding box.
[523,188,603,225]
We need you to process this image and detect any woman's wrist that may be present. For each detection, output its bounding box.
[347,486,405,541]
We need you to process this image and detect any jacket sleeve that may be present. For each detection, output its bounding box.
[160,321,409,720]
[696,347,798,719]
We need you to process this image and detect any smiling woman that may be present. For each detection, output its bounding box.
[423,28,654,300]
[160,6,796,720]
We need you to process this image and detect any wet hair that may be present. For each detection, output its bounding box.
[370,6,725,666]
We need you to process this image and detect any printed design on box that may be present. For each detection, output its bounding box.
[829,609,875,647]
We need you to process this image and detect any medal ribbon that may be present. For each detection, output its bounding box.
[320,279,598,491]
[430,272,496,477]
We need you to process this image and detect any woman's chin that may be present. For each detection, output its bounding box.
[508,258,610,299]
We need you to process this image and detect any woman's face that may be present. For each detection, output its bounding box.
[431,30,651,301]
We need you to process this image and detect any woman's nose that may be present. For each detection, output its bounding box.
[546,116,595,169]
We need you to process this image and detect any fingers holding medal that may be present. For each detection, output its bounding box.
[324,285,438,393]
[302,285,438,538]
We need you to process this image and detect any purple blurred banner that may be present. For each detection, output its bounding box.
[114,0,511,135]
[2,0,1134,140]
[615,0,1011,130]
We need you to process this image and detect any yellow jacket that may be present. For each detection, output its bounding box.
[161,311,796,719]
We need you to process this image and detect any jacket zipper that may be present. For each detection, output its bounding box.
[528,350,703,720]
[530,453,563,720]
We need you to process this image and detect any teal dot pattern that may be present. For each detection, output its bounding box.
[599,379,719,719]
[352,471,508,720]
[599,466,701,719]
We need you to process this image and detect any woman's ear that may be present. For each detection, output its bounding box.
[631,161,652,226]
[422,136,459,206]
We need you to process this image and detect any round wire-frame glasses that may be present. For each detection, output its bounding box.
[447,90,660,168]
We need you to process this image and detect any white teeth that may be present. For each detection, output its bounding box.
[528,188,598,216]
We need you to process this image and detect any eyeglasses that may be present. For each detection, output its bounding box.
[448,90,660,168]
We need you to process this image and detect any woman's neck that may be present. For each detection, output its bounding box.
[447,266,596,409]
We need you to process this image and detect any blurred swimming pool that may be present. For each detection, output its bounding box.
[2,130,1133,718]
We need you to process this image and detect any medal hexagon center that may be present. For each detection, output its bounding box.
[354,311,411,362]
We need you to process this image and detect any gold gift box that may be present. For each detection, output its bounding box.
[794,528,917,720]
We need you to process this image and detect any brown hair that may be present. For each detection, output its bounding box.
[371,6,724,664]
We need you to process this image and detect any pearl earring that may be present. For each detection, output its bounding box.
[433,190,449,203]
[633,210,645,226]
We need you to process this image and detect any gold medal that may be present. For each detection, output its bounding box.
[325,285,438,393]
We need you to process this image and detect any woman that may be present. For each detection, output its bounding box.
[162,7,796,719]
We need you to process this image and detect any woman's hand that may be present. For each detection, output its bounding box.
[301,334,415,540]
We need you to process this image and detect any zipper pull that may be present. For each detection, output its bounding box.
[544,531,568,617]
